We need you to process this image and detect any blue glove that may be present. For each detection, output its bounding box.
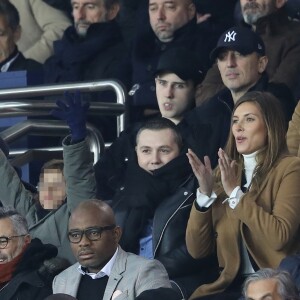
[51,91,90,142]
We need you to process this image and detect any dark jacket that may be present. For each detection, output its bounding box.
[0,238,61,300]
[128,17,217,121]
[191,73,296,166]
[93,119,217,298]
[110,156,215,298]
[196,7,300,104]
[44,20,125,84]
[8,52,42,73]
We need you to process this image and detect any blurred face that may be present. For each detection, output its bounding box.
[136,128,180,173]
[71,0,119,37]
[149,0,195,42]
[0,218,30,264]
[246,278,282,300]
[0,14,20,63]
[68,206,120,273]
[156,73,195,124]
[217,50,267,100]
[240,0,284,25]
[232,102,268,154]
[39,169,66,210]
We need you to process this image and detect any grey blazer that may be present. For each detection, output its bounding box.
[53,246,172,300]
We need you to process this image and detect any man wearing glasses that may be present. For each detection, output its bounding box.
[53,200,172,300]
[0,207,63,300]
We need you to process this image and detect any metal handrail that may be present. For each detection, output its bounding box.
[0,120,104,163]
[0,80,126,164]
[0,79,127,135]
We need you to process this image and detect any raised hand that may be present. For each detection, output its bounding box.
[187,149,214,196]
[218,148,239,197]
[51,91,90,142]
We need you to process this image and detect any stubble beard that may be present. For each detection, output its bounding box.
[242,1,276,25]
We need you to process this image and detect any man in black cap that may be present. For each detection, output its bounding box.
[186,26,296,160]
[196,0,300,104]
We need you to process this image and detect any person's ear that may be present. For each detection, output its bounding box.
[275,0,287,9]
[107,3,120,20]
[113,226,122,244]
[13,25,21,43]
[258,56,268,73]
[187,2,196,20]
[24,234,31,245]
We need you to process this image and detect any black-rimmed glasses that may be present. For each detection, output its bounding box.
[68,225,116,244]
[0,235,28,249]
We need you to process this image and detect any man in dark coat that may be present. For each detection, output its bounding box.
[44,0,124,85]
[196,0,300,104]
[44,0,126,140]
[0,1,41,74]
[126,0,218,122]
[0,207,66,300]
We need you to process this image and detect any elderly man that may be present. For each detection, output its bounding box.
[0,207,62,300]
[44,0,124,84]
[188,26,296,153]
[0,0,41,72]
[196,0,300,105]
[127,0,217,122]
[243,269,300,300]
[53,200,172,299]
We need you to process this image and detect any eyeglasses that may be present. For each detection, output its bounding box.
[0,235,28,249]
[68,225,116,244]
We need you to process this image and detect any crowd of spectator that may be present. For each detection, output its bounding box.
[0,0,299,299]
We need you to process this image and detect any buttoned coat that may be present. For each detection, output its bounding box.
[52,246,171,300]
[186,156,300,299]
[287,101,300,157]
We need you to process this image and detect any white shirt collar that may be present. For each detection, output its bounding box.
[1,52,19,72]
[77,247,118,279]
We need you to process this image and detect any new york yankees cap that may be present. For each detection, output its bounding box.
[155,47,204,84]
[210,26,265,61]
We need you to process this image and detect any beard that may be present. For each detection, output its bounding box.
[242,1,277,25]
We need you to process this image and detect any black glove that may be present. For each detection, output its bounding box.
[51,91,90,142]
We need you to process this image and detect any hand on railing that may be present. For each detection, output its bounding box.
[51,91,90,142]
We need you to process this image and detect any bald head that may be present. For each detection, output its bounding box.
[70,199,116,226]
[68,199,121,273]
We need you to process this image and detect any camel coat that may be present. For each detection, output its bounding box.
[287,101,300,157]
[186,156,300,299]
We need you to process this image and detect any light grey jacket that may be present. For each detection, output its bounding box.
[0,138,96,263]
[53,246,172,300]
[10,0,71,63]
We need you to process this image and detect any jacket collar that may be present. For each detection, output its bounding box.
[240,8,289,36]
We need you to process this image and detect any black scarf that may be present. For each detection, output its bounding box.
[118,152,192,253]
[45,20,122,83]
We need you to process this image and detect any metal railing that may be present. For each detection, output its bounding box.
[0,80,126,163]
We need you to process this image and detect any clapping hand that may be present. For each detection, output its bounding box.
[186,149,214,197]
[218,148,238,197]
[51,91,90,142]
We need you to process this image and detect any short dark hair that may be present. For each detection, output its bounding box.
[0,0,20,31]
[136,118,183,150]
[41,159,64,174]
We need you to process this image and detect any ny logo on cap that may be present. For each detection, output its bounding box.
[224,31,237,43]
